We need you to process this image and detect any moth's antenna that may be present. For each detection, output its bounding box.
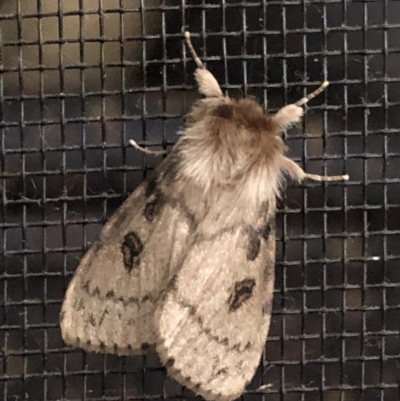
[183,30,223,98]
[129,139,168,156]
[184,31,204,69]
[295,81,329,106]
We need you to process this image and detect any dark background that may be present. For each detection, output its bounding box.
[1,1,400,400]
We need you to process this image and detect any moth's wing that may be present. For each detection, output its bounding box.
[61,180,193,355]
[155,219,275,401]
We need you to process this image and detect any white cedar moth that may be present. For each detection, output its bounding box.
[60,31,348,401]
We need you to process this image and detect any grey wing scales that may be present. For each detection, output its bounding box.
[155,218,275,401]
[60,180,193,355]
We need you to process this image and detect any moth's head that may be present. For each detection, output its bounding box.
[186,70,286,164]
[190,67,284,133]
[178,68,288,193]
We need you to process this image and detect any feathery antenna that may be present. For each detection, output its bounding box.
[184,31,205,69]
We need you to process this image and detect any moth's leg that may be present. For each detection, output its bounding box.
[129,139,168,156]
[273,81,329,130]
[280,156,349,182]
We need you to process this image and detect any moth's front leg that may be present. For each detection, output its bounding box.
[273,104,304,130]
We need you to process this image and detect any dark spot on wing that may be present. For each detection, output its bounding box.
[228,278,256,312]
[168,274,178,291]
[247,227,261,261]
[166,358,175,367]
[216,368,228,376]
[144,192,165,222]
[82,280,90,292]
[232,343,241,352]
[141,342,150,351]
[87,313,96,327]
[99,308,109,326]
[259,221,272,240]
[129,296,139,304]
[121,231,143,272]
[74,298,84,311]
[141,294,150,302]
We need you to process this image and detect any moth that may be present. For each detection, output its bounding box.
[60,32,349,401]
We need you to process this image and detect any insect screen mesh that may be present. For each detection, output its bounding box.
[1,1,400,400]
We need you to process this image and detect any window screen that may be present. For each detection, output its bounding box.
[1,1,399,400]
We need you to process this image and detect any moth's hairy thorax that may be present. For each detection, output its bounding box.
[174,97,286,212]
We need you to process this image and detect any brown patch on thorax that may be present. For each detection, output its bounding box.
[189,97,285,168]
[213,99,277,134]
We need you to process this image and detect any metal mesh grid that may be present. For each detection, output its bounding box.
[1,0,400,400]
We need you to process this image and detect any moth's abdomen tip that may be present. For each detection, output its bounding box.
[184,31,191,40]
[322,81,329,88]
[343,174,350,181]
